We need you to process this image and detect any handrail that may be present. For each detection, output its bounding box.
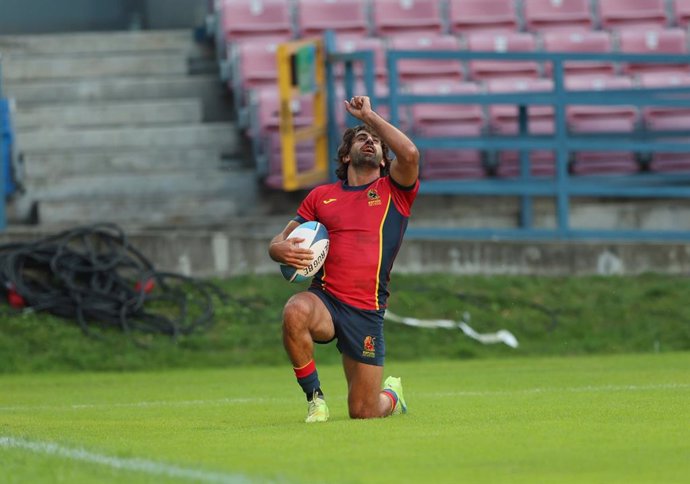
[0,53,6,231]
[325,36,690,241]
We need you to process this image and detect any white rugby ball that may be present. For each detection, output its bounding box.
[280,221,330,283]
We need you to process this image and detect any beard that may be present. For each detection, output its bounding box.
[350,150,382,170]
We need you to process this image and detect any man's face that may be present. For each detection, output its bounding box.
[348,129,383,170]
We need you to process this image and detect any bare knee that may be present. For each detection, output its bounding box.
[282,296,312,335]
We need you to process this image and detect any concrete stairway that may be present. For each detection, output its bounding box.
[0,29,257,227]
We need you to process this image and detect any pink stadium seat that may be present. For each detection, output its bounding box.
[598,0,668,31]
[618,29,690,75]
[408,81,486,179]
[333,81,411,131]
[496,151,556,178]
[232,38,280,91]
[565,76,639,176]
[638,72,690,173]
[522,0,592,33]
[674,0,690,28]
[467,32,540,81]
[565,76,638,134]
[388,35,464,83]
[542,31,615,78]
[447,0,519,35]
[333,36,387,80]
[297,0,370,38]
[486,78,555,135]
[220,0,294,42]
[638,72,690,131]
[371,0,445,38]
[251,87,315,136]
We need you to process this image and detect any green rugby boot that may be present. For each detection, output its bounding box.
[383,376,407,415]
[305,394,329,423]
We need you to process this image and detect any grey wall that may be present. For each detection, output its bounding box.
[0,0,207,34]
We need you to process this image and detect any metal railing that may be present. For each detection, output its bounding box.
[325,35,690,241]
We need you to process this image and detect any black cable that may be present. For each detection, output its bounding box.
[0,223,228,338]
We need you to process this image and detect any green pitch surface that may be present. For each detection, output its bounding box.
[1,353,688,484]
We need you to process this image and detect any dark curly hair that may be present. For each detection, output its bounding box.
[335,124,392,181]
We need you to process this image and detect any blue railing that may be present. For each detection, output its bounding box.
[325,33,690,241]
[0,54,7,230]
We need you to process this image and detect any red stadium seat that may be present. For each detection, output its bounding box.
[598,0,668,31]
[565,76,639,176]
[522,0,593,33]
[447,0,519,35]
[220,0,294,43]
[565,76,638,134]
[388,34,464,83]
[333,36,387,80]
[618,29,690,75]
[408,81,486,179]
[486,78,555,135]
[467,32,540,81]
[232,38,281,91]
[638,72,690,173]
[496,151,556,178]
[297,0,370,38]
[674,0,690,28]
[542,31,615,78]
[371,0,445,38]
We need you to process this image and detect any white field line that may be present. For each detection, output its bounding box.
[0,382,688,413]
[0,436,256,484]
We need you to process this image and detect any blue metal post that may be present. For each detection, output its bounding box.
[518,105,533,229]
[552,59,569,238]
[0,55,6,230]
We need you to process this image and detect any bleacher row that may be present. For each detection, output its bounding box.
[211,0,690,186]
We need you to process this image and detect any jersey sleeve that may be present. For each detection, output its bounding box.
[295,187,321,222]
[389,177,420,217]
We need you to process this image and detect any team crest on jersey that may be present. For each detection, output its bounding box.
[362,336,376,358]
[367,189,381,206]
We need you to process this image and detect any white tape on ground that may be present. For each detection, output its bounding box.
[385,310,519,348]
[0,436,255,484]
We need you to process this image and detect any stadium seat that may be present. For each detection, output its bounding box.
[447,0,518,35]
[387,34,464,83]
[466,32,540,80]
[522,0,593,33]
[371,0,445,38]
[220,0,294,43]
[333,36,387,80]
[638,72,690,132]
[408,81,486,179]
[618,29,690,75]
[565,76,639,176]
[638,72,690,173]
[598,0,668,31]
[674,0,690,28]
[296,0,370,38]
[231,37,281,91]
[565,76,638,134]
[486,78,555,135]
[542,31,615,78]
[333,81,411,131]
[496,151,556,178]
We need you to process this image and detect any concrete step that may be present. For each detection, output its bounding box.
[3,53,189,81]
[0,30,211,57]
[22,148,236,178]
[14,99,203,130]
[3,76,228,119]
[25,168,257,200]
[16,122,240,153]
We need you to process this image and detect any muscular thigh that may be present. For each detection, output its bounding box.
[285,291,335,342]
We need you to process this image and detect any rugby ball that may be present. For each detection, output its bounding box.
[280,221,329,283]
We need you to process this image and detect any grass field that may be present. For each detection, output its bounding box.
[1,352,688,483]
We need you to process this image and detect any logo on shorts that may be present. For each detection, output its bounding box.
[367,189,381,207]
[362,336,376,358]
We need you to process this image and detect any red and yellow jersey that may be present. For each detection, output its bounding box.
[295,176,419,310]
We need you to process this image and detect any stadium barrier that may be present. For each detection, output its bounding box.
[323,31,690,241]
[0,54,8,231]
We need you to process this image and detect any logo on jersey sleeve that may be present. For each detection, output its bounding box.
[323,198,337,204]
[362,336,376,358]
[367,189,381,207]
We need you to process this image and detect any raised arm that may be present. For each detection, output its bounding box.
[345,96,420,187]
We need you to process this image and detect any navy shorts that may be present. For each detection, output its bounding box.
[309,287,386,366]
